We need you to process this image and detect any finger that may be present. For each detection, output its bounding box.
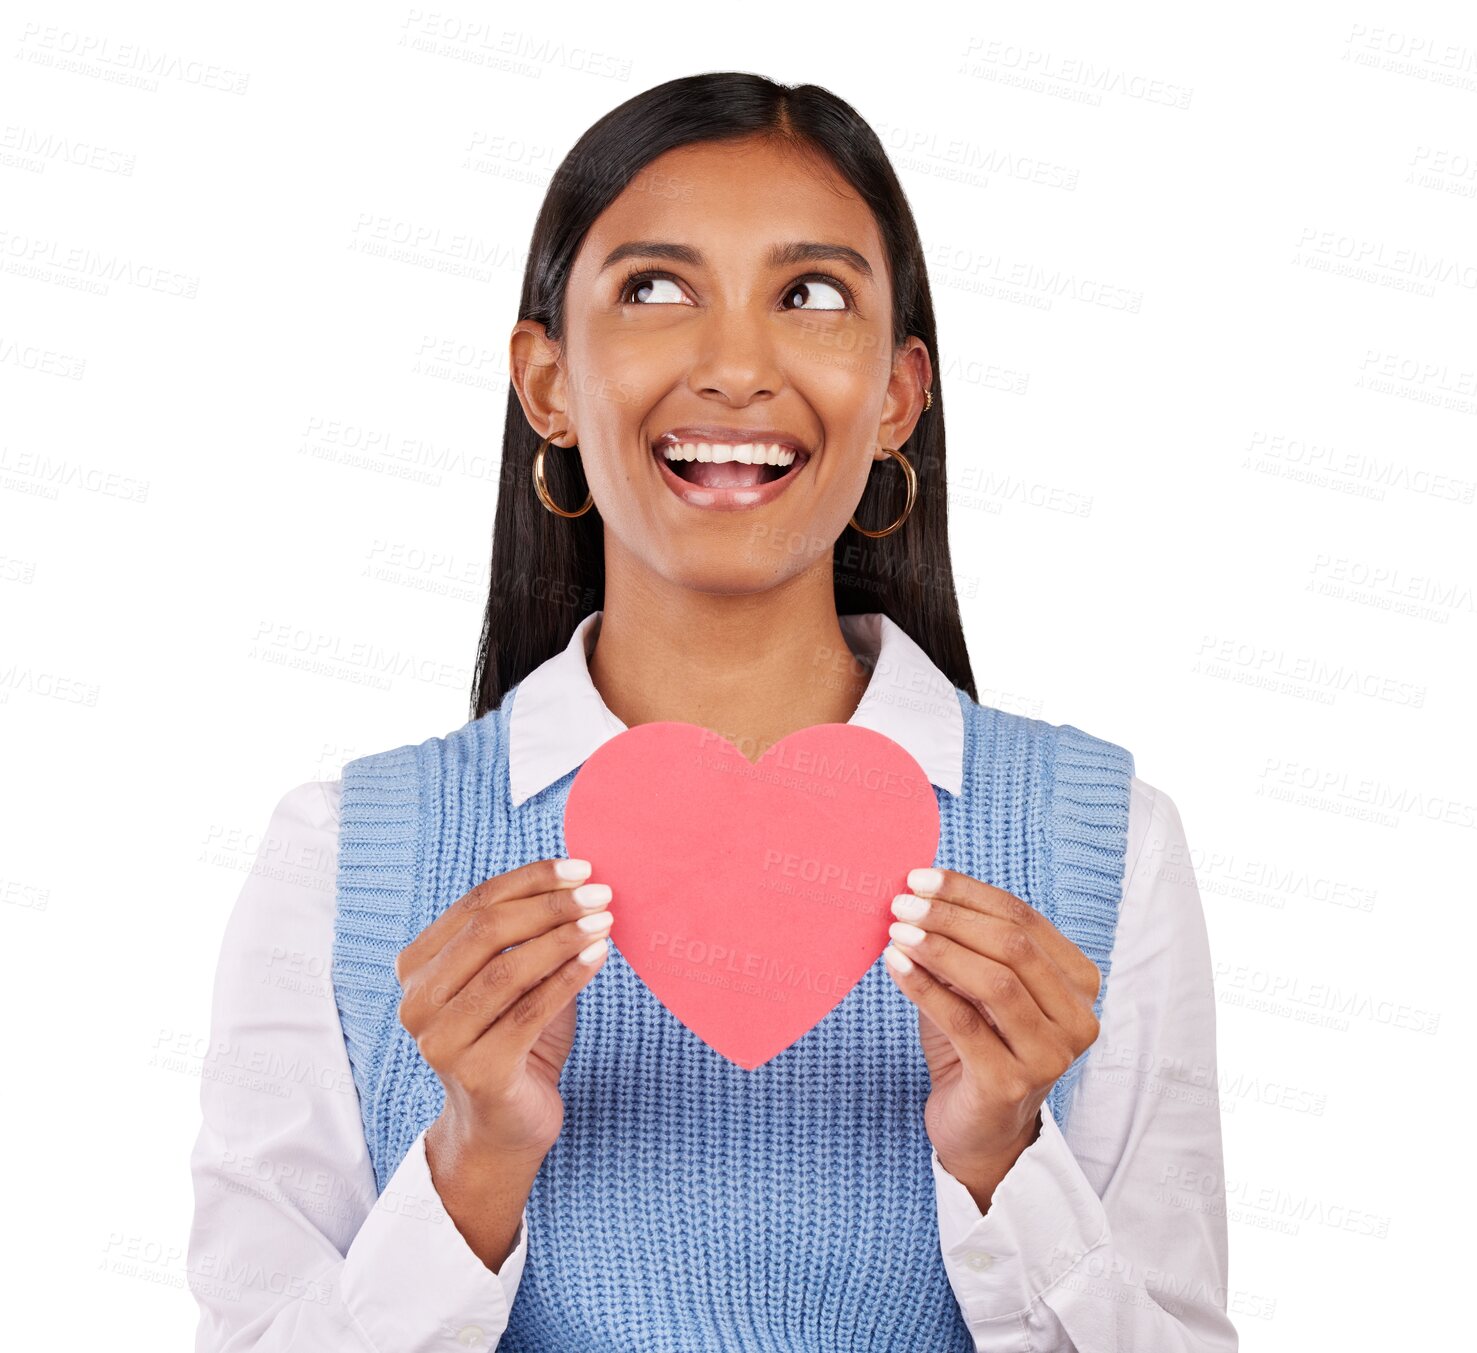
[466,941,608,1083]
[907,868,1102,1003]
[411,911,614,1066]
[883,944,1014,1080]
[888,926,1090,1077]
[402,879,612,1032]
[395,857,594,981]
[890,890,1093,1027]
[906,869,1097,999]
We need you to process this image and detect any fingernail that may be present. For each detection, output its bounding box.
[907,868,943,896]
[577,910,614,934]
[891,893,930,922]
[572,882,612,909]
[556,859,593,881]
[883,944,914,974]
[889,921,926,947]
[578,938,608,964]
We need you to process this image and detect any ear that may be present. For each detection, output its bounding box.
[510,320,575,445]
[878,336,933,452]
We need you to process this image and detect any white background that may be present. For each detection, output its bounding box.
[2,1,1472,1347]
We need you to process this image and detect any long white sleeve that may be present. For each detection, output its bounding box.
[929,778,1238,1350]
[187,780,529,1351]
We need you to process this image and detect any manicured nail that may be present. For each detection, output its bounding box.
[578,937,609,964]
[555,859,593,881]
[883,944,914,974]
[889,921,926,947]
[576,910,614,934]
[907,868,943,896]
[572,882,612,909]
[891,893,930,922]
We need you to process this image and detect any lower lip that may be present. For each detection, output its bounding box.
[652,447,810,510]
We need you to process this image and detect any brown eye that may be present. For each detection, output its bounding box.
[622,273,687,305]
[785,278,849,311]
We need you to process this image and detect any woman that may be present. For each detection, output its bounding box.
[189,72,1236,1351]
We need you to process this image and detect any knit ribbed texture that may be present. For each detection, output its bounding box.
[331,684,1134,1349]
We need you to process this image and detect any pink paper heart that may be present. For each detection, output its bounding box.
[563,720,941,1069]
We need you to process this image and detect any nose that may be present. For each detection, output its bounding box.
[684,304,782,405]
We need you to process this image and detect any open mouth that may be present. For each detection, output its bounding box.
[653,440,810,489]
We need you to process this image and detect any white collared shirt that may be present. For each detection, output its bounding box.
[188,611,1237,1351]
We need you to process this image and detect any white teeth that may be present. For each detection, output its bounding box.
[658,441,797,466]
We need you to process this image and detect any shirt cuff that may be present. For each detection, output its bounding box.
[931,1102,1108,1321]
[342,1127,529,1351]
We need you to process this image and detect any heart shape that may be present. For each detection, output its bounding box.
[563,721,941,1069]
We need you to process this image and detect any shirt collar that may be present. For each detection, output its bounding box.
[507,610,964,806]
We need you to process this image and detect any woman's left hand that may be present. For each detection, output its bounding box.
[884,866,1104,1203]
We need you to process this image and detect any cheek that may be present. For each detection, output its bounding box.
[571,371,648,437]
[789,320,886,386]
[578,323,685,400]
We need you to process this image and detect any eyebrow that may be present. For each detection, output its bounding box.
[598,239,874,280]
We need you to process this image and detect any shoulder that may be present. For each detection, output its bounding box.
[262,778,341,834]
[339,705,509,789]
[1119,775,1195,897]
[954,688,1136,785]
[1105,777,1215,1021]
[214,780,343,981]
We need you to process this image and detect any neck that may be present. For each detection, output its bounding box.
[587,561,873,763]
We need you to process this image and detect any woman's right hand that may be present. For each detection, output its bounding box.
[395,857,613,1166]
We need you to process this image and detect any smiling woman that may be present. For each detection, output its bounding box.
[488,98,951,706]
[189,69,1236,1353]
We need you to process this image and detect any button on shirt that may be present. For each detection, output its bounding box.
[187,611,1237,1351]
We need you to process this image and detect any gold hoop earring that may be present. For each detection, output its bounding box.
[532,430,593,518]
[848,445,919,539]
[923,389,933,411]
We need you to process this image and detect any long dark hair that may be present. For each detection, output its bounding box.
[472,71,976,719]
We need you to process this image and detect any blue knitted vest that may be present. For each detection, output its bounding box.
[331,683,1134,1350]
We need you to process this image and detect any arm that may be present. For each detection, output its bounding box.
[187,780,530,1351]
[930,779,1238,1351]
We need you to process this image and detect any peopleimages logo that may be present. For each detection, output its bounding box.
[1213,961,1440,1035]
[15,23,250,93]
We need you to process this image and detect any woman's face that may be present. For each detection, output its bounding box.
[513,134,930,596]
